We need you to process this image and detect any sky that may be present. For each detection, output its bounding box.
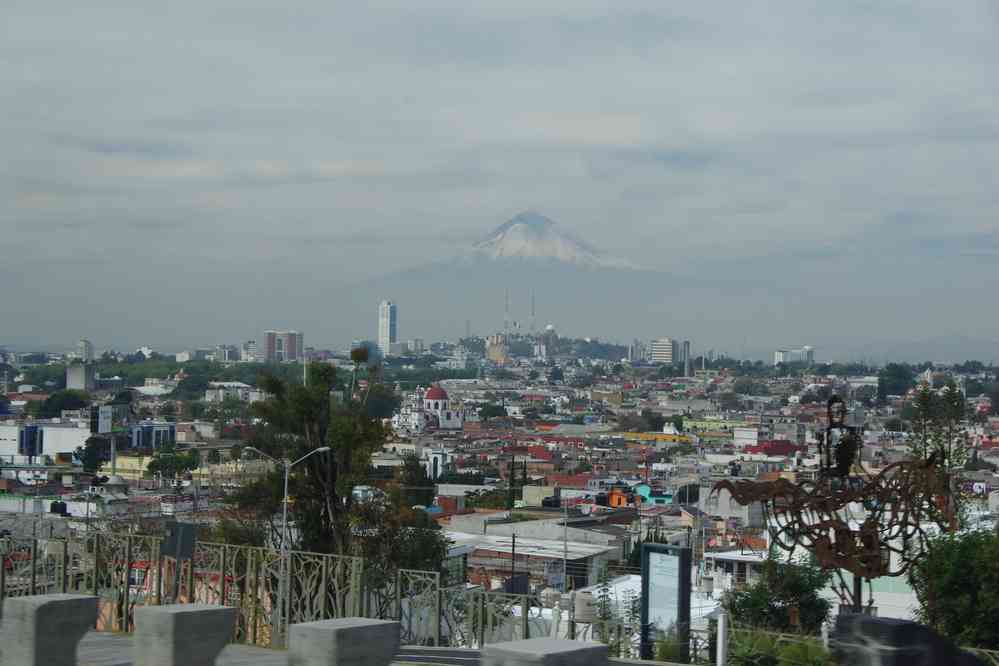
[2,2,998,360]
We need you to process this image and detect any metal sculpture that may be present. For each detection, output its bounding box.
[714,396,951,611]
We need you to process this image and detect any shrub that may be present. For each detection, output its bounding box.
[909,529,999,649]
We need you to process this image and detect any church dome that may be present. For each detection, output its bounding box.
[425,386,448,401]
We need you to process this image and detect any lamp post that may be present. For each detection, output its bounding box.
[244,444,330,645]
[244,445,331,554]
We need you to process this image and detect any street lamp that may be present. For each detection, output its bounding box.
[243,445,331,553]
[244,444,330,647]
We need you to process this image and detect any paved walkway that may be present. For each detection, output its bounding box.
[78,632,472,666]
[79,631,288,666]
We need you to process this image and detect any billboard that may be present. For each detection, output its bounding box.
[90,404,130,435]
[640,544,691,661]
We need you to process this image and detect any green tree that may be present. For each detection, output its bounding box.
[74,436,105,473]
[909,530,999,649]
[36,389,91,418]
[184,401,208,420]
[365,383,401,420]
[147,449,200,479]
[479,403,508,421]
[350,489,450,614]
[159,401,177,422]
[232,363,385,554]
[465,488,509,509]
[878,363,915,402]
[724,557,832,634]
[399,454,435,507]
[172,375,210,401]
[909,382,970,471]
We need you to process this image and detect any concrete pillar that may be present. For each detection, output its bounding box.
[715,610,728,666]
[134,603,237,666]
[1,593,97,666]
[482,637,608,666]
[289,617,400,666]
[832,614,987,666]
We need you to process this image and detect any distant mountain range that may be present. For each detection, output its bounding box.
[349,211,741,343]
[330,211,999,363]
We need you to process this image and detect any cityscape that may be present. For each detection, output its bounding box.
[3,2,999,665]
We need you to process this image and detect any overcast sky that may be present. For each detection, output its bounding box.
[2,1,998,358]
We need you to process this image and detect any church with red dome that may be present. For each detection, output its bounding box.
[391,384,465,433]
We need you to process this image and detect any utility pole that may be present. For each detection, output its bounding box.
[511,533,516,585]
[562,499,569,592]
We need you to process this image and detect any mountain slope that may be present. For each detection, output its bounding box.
[469,211,636,269]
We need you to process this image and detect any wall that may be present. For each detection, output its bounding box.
[698,484,764,528]
[39,425,90,455]
[0,425,19,457]
[482,518,627,554]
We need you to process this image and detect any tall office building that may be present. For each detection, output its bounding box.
[241,340,258,362]
[378,301,398,356]
[67,363,96,391]
[683,340,692,377]
[650,338,679,365]
[264,330,304,362]
[78,339,94,363]
[628,339,648,363]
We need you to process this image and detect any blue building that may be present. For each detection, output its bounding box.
[129,422,176,450]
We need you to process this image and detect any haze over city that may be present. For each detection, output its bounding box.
[5,4,999,663]
[3,2,998,360]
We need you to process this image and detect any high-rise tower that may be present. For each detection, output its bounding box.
[378,300,398,355]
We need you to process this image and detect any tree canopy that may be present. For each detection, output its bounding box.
[723,557,832,634]
[32,389,91,418]
[217,362,393,556]
[910,530,999,649]
[878,363,915,402]
[479,403,508,421]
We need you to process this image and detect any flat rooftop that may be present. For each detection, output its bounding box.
[447,530,617,560]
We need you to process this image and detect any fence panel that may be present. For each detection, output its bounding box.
[398,569,441,646]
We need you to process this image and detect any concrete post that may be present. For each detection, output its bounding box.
[1,593,97,666]
[133,603,237,666]
[289,617,400,666]
[482,637,608,666]
[715,610,728,666]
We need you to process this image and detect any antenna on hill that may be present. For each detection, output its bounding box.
[504,289,510,335]
[530,290,536,334]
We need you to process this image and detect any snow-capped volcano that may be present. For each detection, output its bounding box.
[470,211,635,269]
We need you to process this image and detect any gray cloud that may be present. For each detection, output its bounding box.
[51,134,192,160]
[1,1,998,357]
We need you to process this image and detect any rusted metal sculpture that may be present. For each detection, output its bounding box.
[715,396,951,610]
